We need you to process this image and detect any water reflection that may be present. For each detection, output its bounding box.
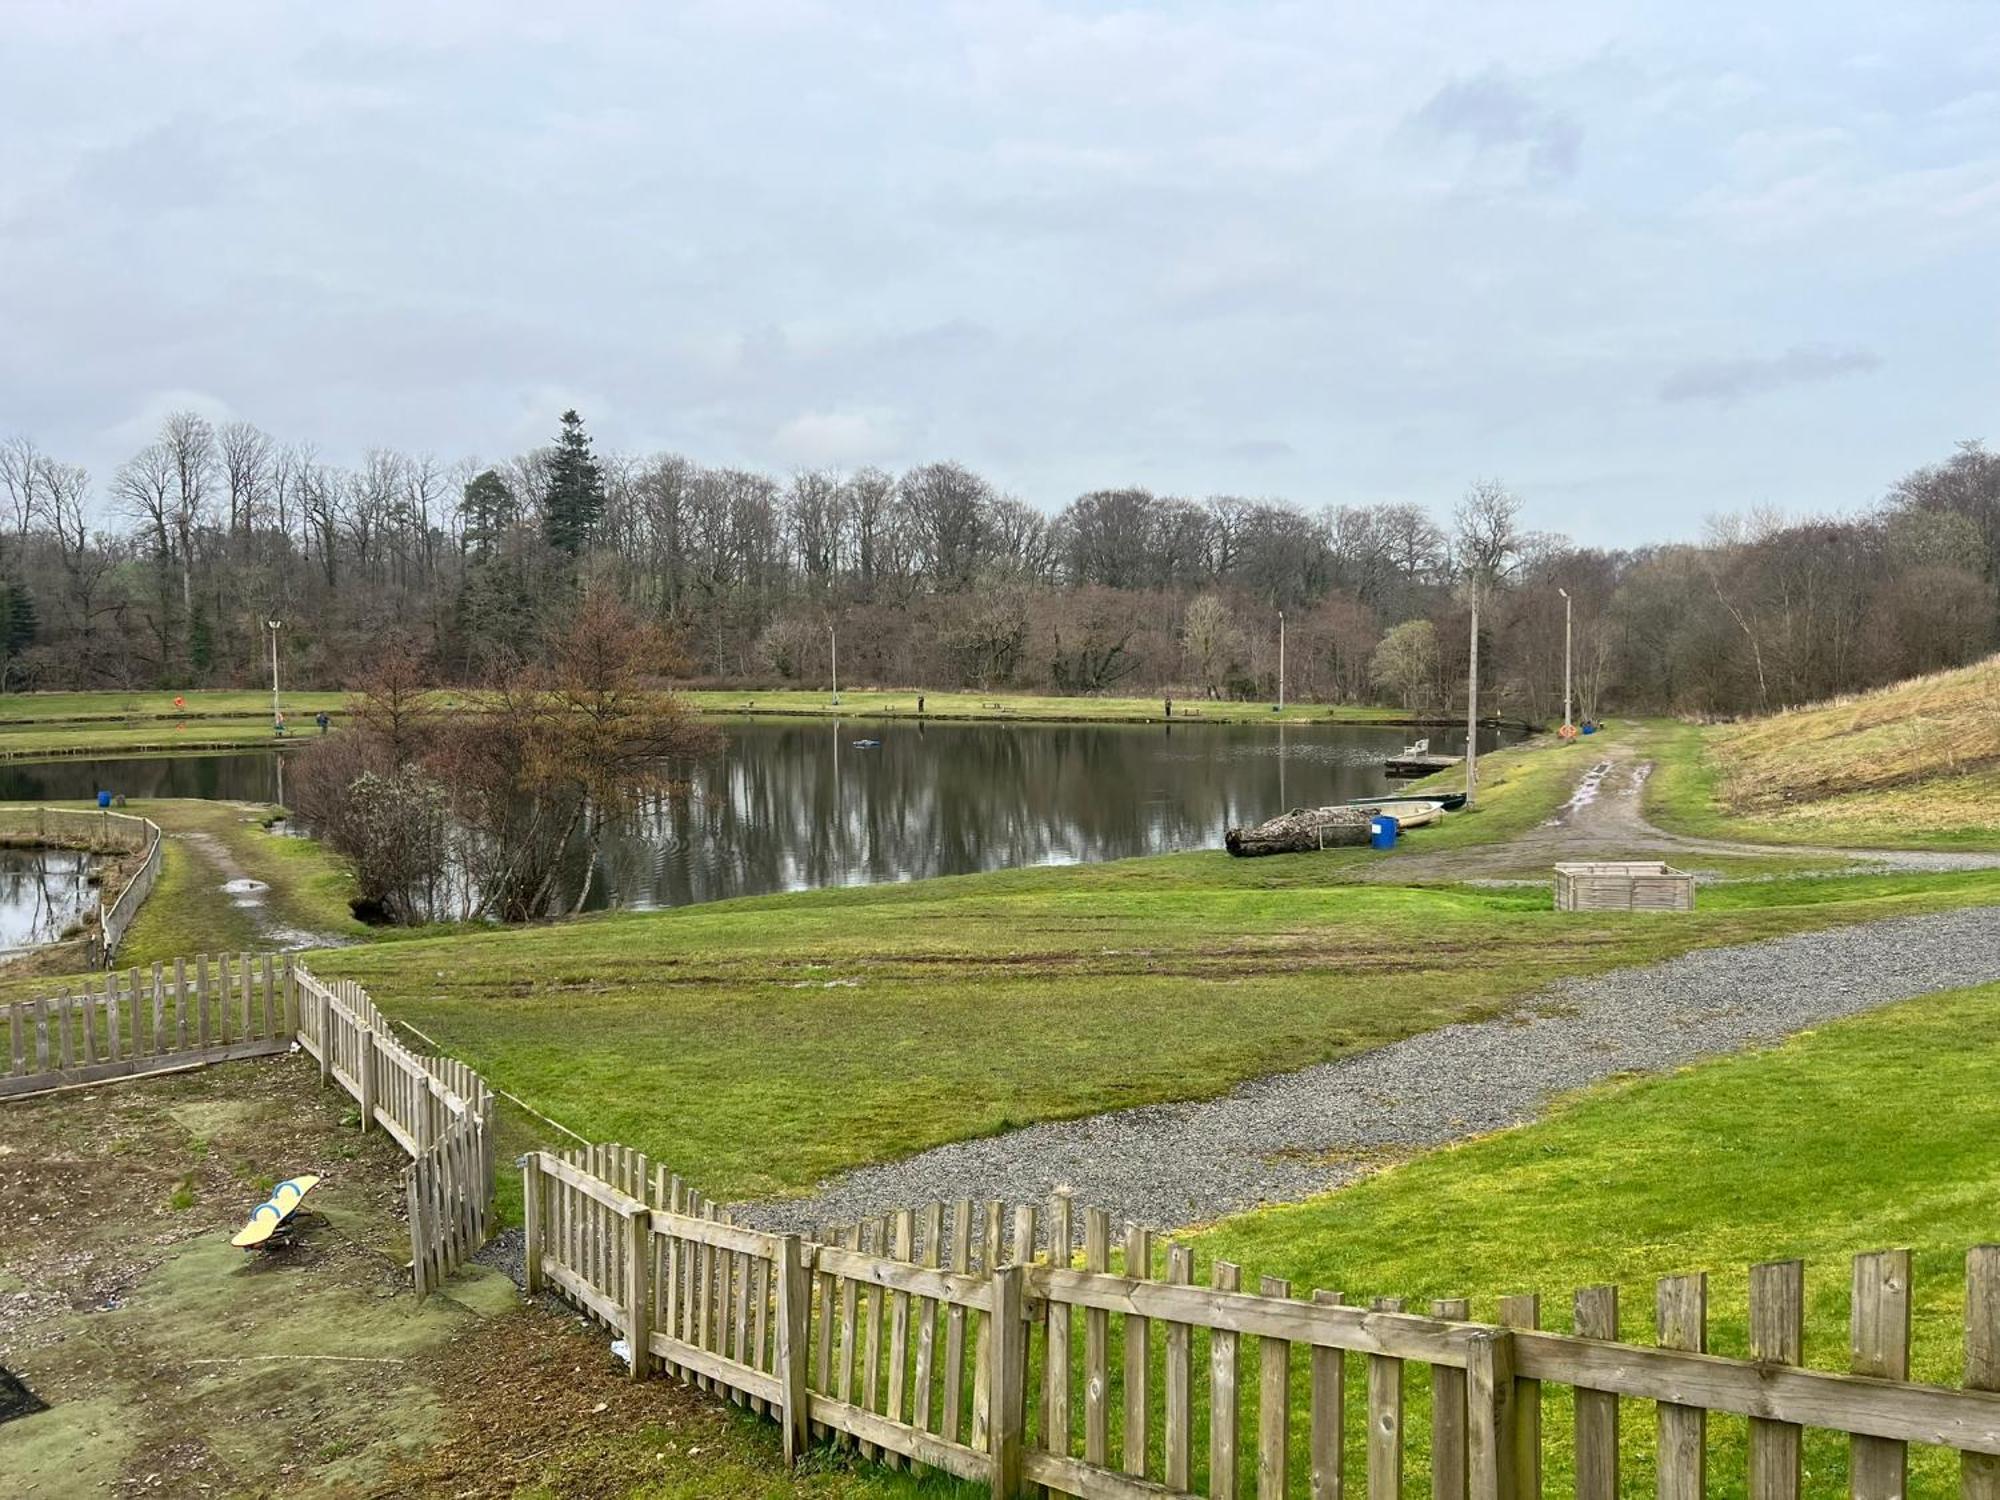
[0,847,98,952]
[1,719,1515,913]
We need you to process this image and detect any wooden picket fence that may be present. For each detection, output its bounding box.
[523,1148,2000,1499]
[0,951,290,1097]
[0,804,164,965]
[0,952,494,1297]
[292,963,495,1296]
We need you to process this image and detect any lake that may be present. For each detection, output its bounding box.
[0,847,98,953]
[1,718,1516,911]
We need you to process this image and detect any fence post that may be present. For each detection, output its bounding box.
[521,1154,544,1295]
[776,1233,810,1465]
[989,1263,1026,1499]
[407,1168,431,1299]
[1467,1329,1518,1500]
[623,1200,653,1381]
[357,1027,376,1131]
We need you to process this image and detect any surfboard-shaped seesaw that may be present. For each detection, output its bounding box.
[231,1175,320,1248]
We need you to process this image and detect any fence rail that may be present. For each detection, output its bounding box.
[292,963,494,1296]
[523,1150,2000,1499]
[0,952,288,1097]
[1,953,493,1296]
[0,805,164,966]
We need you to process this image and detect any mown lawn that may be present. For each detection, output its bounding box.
[317,838,2000,1204]
[1191,980,2000,1498]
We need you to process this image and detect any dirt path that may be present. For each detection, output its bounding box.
[1371,734,2000,882]
[173,810,351,950]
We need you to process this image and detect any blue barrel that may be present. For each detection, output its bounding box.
[1369,815,1399,850]
[97,790,112,809]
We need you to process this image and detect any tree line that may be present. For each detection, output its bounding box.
[1,410,1996,718]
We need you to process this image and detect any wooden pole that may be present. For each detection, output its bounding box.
[624,1202,653,1380]
[989,1264,1026,1499]
[1466,590,1480,806]
[776,1234,810,1464]
[522,1155,544,1295]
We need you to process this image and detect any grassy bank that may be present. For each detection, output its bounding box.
[1195,979,2000,1496]
[1642,656,2000,850]
[316,838,2000,1204]
[0,685,1510,737]
[1646,719,2000,851]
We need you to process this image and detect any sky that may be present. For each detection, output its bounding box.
[2,1,1996,547]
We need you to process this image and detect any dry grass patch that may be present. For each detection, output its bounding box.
[1715,653,2000,808]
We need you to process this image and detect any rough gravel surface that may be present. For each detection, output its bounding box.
[740,904,2000,1240]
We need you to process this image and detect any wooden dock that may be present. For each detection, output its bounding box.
[1384,752,1462,778]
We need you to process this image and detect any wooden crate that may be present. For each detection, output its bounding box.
[1554,860,1694,912]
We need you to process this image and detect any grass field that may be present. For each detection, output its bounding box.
[1643,656,2000,850]
[0,684,1492,736]
[316,830,2000,1206]
[1195,978,2000,1497]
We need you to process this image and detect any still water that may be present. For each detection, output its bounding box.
[0,718,1514,911]
[0,847,98,952]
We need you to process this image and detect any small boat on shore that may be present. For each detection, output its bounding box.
[1348,791,1466,813]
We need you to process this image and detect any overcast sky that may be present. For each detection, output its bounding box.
[3,2,1996,546]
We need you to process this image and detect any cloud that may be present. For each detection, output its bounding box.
[773,408,905,468]
[1658,346,1884,405]
[1223,438,1294,465]
[1410,69,1582,180]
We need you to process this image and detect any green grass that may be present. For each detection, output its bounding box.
[315,839,2000,1204]
[1645,720,2000,852]
[1194,980,2000,1497]
[0,685,1485,732]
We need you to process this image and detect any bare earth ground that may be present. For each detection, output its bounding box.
[0,1058,848,1499]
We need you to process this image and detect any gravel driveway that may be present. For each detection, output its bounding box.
[740,904,2000,1241]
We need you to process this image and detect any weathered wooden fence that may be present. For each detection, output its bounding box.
[0,805,164,965]
[0,952,290,1097]
[293,963,495,1296]
[1,953,494,1296]
[522,1150,2000,1499]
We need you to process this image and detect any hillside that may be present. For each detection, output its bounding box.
[1666,655,2000,847]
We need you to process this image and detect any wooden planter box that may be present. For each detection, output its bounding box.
[1554,861,1695,912]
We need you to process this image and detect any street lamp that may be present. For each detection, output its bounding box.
[266,619,283,732]
[829,623,839,707]
[1557,587,1573,732]
[1277,611,1286,713]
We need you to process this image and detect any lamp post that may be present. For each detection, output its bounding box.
[829,623,839,707]
[1277,612,1286,713]
[1465,590,1479,806]
[266,619,283,732]
[1557,587,1573,731]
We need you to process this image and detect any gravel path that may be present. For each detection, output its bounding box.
[740,904,2000,1239]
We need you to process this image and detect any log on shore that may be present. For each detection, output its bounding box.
[1225,806,1374,857]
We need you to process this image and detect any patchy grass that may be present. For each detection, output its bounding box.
[0,685,1494,733]
[1646,717,2000,851]
[1196,979,2000,1497]
[0,1056,940,1499]
[316,842,2000,1204]
[1641,657,2000,849]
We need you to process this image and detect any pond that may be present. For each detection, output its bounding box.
[3,717,1518,912]
[0,847,98,954]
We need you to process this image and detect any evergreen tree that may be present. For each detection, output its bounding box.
[462,468,517,560]
[541,410,605,556]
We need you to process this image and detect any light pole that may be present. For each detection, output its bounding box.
[1465,590,1479,806]
[1277,612,1286,713]
[266,619,283,732]
[829,623,839,707]
[1557,587,1573,731]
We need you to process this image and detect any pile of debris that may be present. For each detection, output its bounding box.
[1224,805,1375,856]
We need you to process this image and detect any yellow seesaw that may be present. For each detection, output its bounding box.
[231,1175,320,1248]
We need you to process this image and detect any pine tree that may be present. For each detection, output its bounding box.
[462,469,517,559]
[541,410,605,557]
